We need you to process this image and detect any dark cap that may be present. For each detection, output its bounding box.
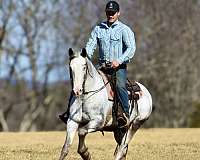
[105,1,120,12]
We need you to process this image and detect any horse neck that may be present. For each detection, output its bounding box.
[84,59,104,90]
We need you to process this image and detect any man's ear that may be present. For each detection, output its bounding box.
[81,48,87,58]
[117,12,120,16]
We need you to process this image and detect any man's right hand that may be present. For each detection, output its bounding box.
[111,60,120,68]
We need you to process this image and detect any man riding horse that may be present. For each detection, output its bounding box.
[59,0,136,125]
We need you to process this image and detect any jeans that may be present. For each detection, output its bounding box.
[115,68,129,116]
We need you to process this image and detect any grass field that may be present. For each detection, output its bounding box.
[0,129,200,160]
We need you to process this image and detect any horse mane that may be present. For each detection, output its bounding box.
[85,57,96,77]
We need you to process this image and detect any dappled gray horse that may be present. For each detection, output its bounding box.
[59,48,152,160]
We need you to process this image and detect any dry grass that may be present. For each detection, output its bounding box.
[0,129,200,160]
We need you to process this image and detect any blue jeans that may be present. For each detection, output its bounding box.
[115,68,129,116]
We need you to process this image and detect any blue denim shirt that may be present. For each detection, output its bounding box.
[86,20,136,64]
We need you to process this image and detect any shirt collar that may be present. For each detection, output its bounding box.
[101,20,120,29]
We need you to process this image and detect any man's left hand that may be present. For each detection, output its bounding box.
[111,60,120,68]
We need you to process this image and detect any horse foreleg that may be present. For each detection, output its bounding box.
[77,129,91,160]
[114,144,128,160]
[59,120,79,160]
[114,120,143,160]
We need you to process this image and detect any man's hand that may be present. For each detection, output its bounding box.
[111,60,120,68]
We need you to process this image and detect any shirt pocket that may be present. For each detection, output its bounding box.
[110,34,120,46]
[97,33,108,47]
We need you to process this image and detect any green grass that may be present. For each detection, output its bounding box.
[0,129,200,160]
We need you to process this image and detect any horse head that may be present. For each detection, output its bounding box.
[69,48,88,96]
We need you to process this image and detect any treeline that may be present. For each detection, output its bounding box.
[0,0,199,131]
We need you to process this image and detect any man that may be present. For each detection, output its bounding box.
[59,0,136,124]
[86,1,136,121]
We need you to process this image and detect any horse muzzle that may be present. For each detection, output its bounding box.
[73,88,83,96]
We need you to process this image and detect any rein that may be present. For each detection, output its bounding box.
[82,61,110,97]
[83,81,109,95]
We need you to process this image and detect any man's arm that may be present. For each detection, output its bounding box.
[116,27,136,64]
[85,27,98,59]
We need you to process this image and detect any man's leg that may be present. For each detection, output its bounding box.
[116,68,129,117]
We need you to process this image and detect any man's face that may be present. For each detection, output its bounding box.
[106,11,120,23]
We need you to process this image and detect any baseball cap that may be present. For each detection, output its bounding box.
[105,1,120,12]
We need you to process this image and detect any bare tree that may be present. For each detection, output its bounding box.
[123,0,200,127]
[0,0,199,131]
[0,0,67,131]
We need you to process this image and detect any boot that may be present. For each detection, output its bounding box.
[59,112,68,124]
[117,112,130,129]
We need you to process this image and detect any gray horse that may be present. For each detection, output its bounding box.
[59,48,152,160]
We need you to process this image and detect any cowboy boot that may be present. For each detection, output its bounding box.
[59,112,68,124]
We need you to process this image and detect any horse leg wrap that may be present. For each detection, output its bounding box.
[78,147,91,160]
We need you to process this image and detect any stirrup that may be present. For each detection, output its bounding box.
[117,113,130,129]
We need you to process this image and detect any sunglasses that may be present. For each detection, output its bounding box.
[106,11,117,16]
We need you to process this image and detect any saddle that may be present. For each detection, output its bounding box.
[126,80,142,100]
[98,70,141,102]
[98,68,142,129]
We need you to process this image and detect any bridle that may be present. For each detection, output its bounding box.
[70,58,109,98]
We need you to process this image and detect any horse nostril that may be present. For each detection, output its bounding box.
[75,91,79,96]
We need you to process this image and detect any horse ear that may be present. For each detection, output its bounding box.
[69,48,75,60]
[81,48,87,58]
[68,48,74,57]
